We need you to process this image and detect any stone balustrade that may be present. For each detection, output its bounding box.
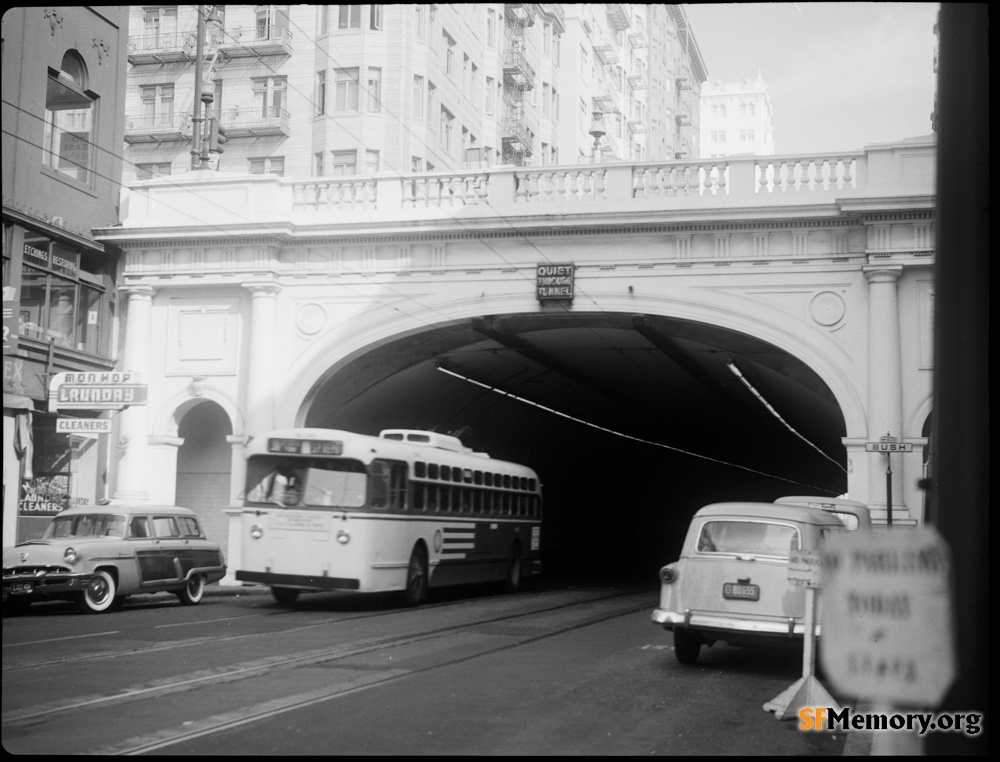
[120,137,934,231]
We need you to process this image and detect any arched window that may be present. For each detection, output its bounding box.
[43,51,95,184]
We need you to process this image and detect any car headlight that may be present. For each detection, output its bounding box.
[659,565,677,583]
[250,524,264,539]
[64,547,79,564]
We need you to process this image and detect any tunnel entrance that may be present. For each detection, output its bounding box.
[301,312,848,581]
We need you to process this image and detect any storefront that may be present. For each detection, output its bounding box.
[3,219,119,546]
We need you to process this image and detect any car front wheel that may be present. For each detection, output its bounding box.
[177,575,205,605]
[78,570,117,614]
[673,628,702,665]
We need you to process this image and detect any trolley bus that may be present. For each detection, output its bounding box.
[235,428,542,605]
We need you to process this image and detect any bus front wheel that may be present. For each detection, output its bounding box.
[404,545,428,607]
[504,542,523,593]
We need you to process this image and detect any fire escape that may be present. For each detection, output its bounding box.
[501,4,536,165]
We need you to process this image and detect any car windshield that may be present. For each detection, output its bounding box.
[697,520,800,558]
[245,457,368,508]
[45,513,127,539]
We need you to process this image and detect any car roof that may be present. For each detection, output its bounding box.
[693,501,847,527]
[52,504,199,518]
[775,495,870,511]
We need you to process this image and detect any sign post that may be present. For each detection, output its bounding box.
[763,549,842,722]
[865,433,913,527]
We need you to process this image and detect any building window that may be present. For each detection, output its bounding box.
[315,70,326,115]
[369,4,382,31]
[443,31,456,75]
[411,156,424,172]
[135,162,172,179]
[440,107,454,151]
[43,52,96,185]
[17,233,111,355]
[255,5,289,40]
[338,5,361,29]
[334,68,360,112]
[139,83,174,127]
[542,83,550,117]
[367,68,382,112]
[318,5,329,35]
[331,150,357,175]
[486,8,496,48]
[248,156,284,176]
[485,76,495,116]
[415,5,426,40]
[366,150,380,174]
[252,76,286,118]
[314,151,325,176]
[143,6,178,47]
[412,75,425,120]
[740,129,755,142]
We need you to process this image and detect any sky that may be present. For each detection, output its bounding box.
[683,2,940,155]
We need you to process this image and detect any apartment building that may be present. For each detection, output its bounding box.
[699,73,775,158]
[2,6,129,544]
[122,4,709,183]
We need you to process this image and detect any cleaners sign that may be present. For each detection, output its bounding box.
[536,263,574,301]
[50,371,148,411]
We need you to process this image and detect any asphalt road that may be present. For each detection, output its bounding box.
[3,580,856,755]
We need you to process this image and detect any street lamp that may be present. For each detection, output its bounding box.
[589,111,606,164]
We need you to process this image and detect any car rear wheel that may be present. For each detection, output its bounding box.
[78,570,117,614]
[673,628,702,665]
[177,575,205,605]
[403,545,428,607]
[271,587,301,605]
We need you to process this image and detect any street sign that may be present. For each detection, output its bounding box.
[819,528,956,706]
[865,442,913,452]
[56,418,112,435]
[787,549,823,587]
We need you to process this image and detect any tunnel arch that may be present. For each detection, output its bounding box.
[281,291,866,443]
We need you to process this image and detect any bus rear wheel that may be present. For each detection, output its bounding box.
[403,545,428,607]
[271,587,301,606]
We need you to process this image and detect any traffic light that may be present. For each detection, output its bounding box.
[208,117,227,153]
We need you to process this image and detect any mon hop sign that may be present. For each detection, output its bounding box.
[819,528,955,706]
[50,371,147,411]
[536,263,574,301]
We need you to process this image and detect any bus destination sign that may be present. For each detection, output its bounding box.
[536,263,574,301]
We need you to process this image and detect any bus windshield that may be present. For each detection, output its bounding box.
[246,457,368,509]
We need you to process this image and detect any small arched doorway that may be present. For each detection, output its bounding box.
[175,400,232,545]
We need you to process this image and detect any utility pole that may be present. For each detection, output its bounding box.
[189,6,221,170]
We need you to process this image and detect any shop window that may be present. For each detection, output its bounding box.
[43,52,96,185]
[17,232,112,355]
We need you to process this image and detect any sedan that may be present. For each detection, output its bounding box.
[651,501,846,664]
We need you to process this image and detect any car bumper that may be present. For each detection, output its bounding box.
[651,607,816,638]
[3,570,95,600]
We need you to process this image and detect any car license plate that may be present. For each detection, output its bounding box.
[723,582,759,601]
[9,581,34,595]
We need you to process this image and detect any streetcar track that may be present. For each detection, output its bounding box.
[2,587,648,730]
[103,597,652,755]
[2,585,640,673]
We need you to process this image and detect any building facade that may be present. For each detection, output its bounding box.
[96,138,936,576]
[2,7,129,544]
[699,73,775,158]
[121,4,708,184]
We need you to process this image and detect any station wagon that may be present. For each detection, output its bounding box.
[651,502,846,664]
[774,495,873,531]
[3,504,226,614]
